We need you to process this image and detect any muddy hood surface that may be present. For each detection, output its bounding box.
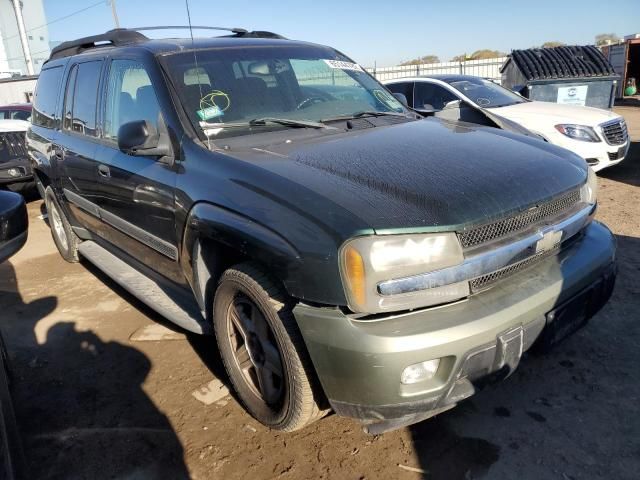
[234,118,588,232]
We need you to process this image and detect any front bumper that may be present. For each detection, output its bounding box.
[558,137,630,172]
[0,159,33,185]
[294,221,616,433]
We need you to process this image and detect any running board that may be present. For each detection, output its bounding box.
[77,241,210,335]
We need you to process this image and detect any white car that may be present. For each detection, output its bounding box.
[0,119,33,193]
[384,75,629,172]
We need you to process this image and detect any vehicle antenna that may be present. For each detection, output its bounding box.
[184,0,210,148]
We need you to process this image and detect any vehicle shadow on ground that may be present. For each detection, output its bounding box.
[599,141,640,187]
[79,259,236,399]
[0,261,190,479]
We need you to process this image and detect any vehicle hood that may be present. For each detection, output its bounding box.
[0,119,28,132]
[489,101,620,127]
[227,118,587,233]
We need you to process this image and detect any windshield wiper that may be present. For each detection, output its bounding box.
[321,111,410,122]
[250,117,330,129]
[201,117,330,130]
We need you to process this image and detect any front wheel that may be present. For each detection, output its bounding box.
[45,187,80,263]
[213,262,327,431]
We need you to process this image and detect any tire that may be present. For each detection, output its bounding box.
[213,262,327,431]
[45,187,80,263]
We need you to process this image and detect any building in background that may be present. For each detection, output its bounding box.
[0,0,50,77]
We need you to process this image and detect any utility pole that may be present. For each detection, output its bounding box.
[11,0,34,75]
[110,0,120,28]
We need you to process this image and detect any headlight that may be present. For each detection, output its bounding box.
[339,233,469,314]
[554,124,601,142]
[580,166,598,205]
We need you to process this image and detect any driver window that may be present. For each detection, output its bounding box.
[104,60,161,140]
[414,82,457,110]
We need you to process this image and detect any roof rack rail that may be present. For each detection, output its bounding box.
[130,25,248,34]
[130,26,285,39]
[233,30,286,39]
[49,29,147,60]
[48,26,286,61]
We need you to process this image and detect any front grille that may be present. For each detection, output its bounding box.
[601,120,628,146]
[458,189,581,249]
[470,247,559,292]
[0,132,28,162]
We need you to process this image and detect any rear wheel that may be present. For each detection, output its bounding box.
[45,187,80,263]
[213,262,327,431]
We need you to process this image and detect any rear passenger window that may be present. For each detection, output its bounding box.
[104,60,161,140]
[63,65,77,131]
[32,66,63,128]
[64,61,102,136]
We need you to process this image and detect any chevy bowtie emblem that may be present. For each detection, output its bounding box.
[535,229,563,254]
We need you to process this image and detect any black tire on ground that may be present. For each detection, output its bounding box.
[213,262,328,431]
[44,186,80,263]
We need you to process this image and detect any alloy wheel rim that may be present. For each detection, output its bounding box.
[50,203,68,251]
[226,294,284,406]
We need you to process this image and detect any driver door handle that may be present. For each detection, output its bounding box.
[98,164,111,178]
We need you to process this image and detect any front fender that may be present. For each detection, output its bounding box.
[181,202,348,312]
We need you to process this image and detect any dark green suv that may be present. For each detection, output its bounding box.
[28,28,616,434]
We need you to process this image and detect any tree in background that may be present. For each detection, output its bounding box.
[541,41,566,48]
[595,33,620,46]
[451,49,506,62]
[400,55,440,66]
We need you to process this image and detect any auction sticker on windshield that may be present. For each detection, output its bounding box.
[323,60,364,72]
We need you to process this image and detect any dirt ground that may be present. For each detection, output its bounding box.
[1,107,639,480]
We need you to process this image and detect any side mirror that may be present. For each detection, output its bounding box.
[391,92,408,106]
[443,99,463,110]
[117,119,172,159]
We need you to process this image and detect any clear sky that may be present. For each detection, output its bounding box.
[43,0,639,67]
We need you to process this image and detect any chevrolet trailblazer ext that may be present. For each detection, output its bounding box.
[28,28,615,434]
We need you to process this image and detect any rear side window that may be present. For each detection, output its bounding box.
[32,66,63,128]
[104,60,161,140]
[11,110,31,121]
[63,61,103,137]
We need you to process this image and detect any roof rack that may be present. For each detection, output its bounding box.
[48,26,286,60]
[49,29,147,60]
[131,26,248,34]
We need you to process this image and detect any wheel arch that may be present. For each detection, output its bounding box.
[180,202,303,317]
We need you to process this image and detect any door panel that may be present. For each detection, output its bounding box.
[94,59,181,283]
[57,61,105,233]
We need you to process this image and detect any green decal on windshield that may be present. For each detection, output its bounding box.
[198,90,231,121]
[197,105,224,121]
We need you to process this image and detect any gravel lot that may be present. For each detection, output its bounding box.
[1,107,638,480]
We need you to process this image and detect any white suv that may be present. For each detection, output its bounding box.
[385,75,629,172]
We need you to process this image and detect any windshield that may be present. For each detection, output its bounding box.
[162,45,408,139]
[448,78,526,108]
